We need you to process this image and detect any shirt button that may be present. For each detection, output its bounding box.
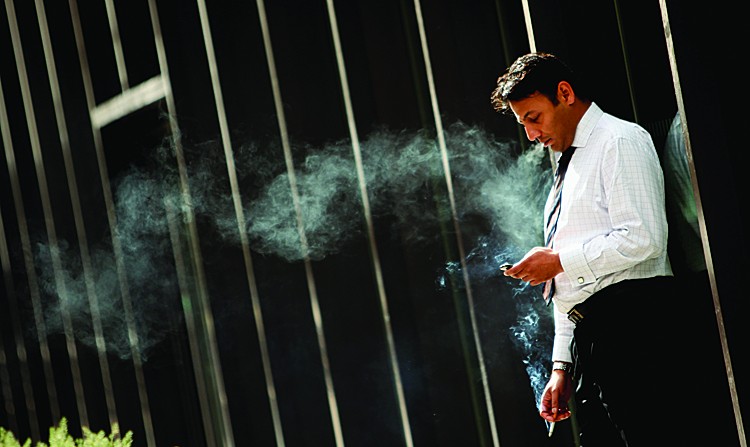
[578,277,584,284]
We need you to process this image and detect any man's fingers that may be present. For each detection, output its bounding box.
[540,408,571,422]
[504,264,523,277]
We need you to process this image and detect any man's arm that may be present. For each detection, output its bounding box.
[559,134,668,283]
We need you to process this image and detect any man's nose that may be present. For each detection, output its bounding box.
[524,126,540,142]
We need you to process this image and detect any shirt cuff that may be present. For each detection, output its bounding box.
[558,244,596,286]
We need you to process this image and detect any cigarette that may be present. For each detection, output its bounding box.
[548,422,555,437]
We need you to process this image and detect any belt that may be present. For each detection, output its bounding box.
[566,293,603,325]
[567,306,585,324]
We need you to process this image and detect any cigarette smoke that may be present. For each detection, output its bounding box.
[32,121,554,398]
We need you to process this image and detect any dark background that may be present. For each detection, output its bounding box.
[1,0,746,446]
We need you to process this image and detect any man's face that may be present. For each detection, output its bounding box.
[508,88,576,152]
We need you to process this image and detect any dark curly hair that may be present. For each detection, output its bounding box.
[490,52,588,114]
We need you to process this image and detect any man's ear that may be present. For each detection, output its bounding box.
[557,81,575,105]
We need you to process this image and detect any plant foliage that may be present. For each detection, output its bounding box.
[0,418,132,447]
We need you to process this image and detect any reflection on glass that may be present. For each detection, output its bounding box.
[662,111,706,274]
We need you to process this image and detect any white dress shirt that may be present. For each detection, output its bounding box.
[549,103,672,363]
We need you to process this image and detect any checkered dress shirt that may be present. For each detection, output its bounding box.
[549,103,672,363]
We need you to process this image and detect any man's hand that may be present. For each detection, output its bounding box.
[539,370,573,422]
[503,247,563,286]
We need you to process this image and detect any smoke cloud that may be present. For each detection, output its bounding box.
[32,121,554,399]
[34,166,182,360]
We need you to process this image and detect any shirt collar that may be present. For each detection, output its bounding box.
[571,102,603,149]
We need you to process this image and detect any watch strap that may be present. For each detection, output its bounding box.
[552,361,573,374]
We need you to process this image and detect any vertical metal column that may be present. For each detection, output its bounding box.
[66,0,156,443]
[520,0,537,53]
[0,195,39,440]
[324,2,413,446]
[162,201,218,446]
[256,1,342,445]
[32,0,120,433]
[195,1,290,445]
[658,3,745,445]
[0,73,60,429]
[3,0,89,429]
[103,0,129,91]
[140,4,192,447]
[149,1,240,446]
[520,1,559,172]
[612,0,638,123]
[493,0,528,148]
[411,1,500,445]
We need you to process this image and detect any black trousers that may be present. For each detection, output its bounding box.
[569,275,720,447]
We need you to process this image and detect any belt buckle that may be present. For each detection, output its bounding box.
[567,307,584,324]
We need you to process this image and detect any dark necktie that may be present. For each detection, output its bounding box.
[542,147,576,305]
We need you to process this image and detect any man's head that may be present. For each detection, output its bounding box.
[491,52,588,113]
[491,52,590,152]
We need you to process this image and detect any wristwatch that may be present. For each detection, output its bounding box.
[552,361,573,374]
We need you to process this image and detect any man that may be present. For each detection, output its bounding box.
[491,52,678,446]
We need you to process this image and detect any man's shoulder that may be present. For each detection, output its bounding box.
[596,112,652,145]
[598,112,645,133]
[575,104,652,151]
